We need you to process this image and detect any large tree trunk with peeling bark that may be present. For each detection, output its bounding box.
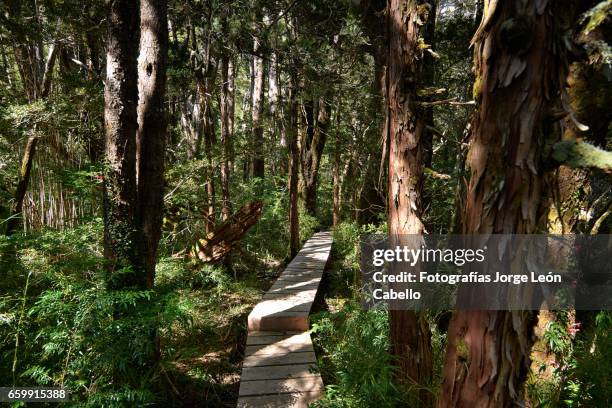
[136,0,168,288]
[386,0,433,396]
[438,1,578,406]
[103,0,141,287]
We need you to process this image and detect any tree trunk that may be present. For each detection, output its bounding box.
[103,0,141,286]
[136,0,168,288]
[269,50,285,175]
[41,41,59,98]
[220,55,235,221]
[5,136,38,236]
[358,22,388,225]
[194,201,263,262]
[332,100,343,227]
[288,72,300,257]
[438,1,578,406]
[386,0,433,397]
[251,35,266,179]
[300,98,329,216]
[192,46,217,234]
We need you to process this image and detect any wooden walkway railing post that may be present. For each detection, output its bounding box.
[237,231,332,407]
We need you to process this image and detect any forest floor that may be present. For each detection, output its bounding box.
[163,256,302,406]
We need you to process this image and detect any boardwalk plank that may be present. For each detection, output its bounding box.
[239,232,332,406]
[240,364,317,381]
[239,377,324,396]
[243,351,317,367]
[237,392,321,408]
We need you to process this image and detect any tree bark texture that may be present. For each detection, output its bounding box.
[103,0,141,286]
[438,1,578,406]
[136,0,168,288]
[386,0,433,394]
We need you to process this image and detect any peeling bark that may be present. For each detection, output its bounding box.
[439,1,578,406]
[386,0,433,396]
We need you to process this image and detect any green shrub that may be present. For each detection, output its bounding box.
[311,301,401,408]
[561,312,612,407]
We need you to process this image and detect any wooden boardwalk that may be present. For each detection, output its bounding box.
[238,231,332,408]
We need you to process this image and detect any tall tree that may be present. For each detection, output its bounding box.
[356,0,388,225]
[438,1,578,406]
[288,72,300,257]
[250,14,266,179]
[136,0,168,287]
[300,97,329,216]
[386,0,433,394]
[220,54,235,221]
[103,0,140,285]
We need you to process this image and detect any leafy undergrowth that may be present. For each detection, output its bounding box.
[311,222,447,408]
[0,221,284,407]
[154,258,267,407]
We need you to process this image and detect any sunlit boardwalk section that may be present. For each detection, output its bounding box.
[238,231,332,407]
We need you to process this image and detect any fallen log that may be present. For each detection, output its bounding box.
[192,201,263,263]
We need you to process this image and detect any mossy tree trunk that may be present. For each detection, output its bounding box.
[103,0,141,285]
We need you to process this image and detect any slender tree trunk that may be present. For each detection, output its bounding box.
[220,55,235,221]
[193,53,217,234]
[136,0,168,288]
[438,1,578,406]
[5,136,38,236]
[300,98,329,216]
[386,0,433,397]
[41,41,59,98]
[103,0,141,286]
[288,72,300,257]
[251,36,266,179]
[332,100,342,227]
[269,51,284,174]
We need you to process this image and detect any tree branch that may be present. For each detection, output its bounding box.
[553,140,612,173]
